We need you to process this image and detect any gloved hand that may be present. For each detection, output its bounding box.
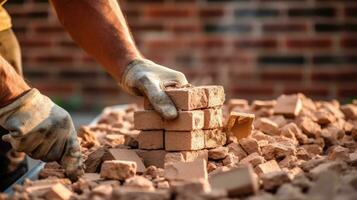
[0,89,83,181]
[120,59,188,120]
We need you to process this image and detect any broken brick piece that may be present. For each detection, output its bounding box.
[104,148,146,173]
[209,165,258,197]
[226,112,255,140]
[124,176,155,191]
[165,130,204,151]
[274,94,302,117]
[137,130,164,150]
[164,110,204,131]
[252,100,276,110]
[340,104,357,120]
[227,142,248,159]
[228,99,249,113]
[261,171,291,191]
[204,129,227,148]
[239,137,261,155]
[240,152,266,167]
[135,150,167,168]
[327,146,349,161]
[165,87,208,110]
[208,146,229,160]
[134,110,163,130]
[100,160,137,180]
[255,160,281,175]
[203,108,223,129]
[298,117,321,138]
[44,183,73,200]
[84,147,108,173]
[164,159,208,181]
[256,118,280,135]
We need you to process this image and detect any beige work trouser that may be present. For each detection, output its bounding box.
[0,28,22,76]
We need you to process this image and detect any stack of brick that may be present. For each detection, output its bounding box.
[134,85,226,167]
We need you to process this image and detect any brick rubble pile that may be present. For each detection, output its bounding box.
[1,86,357,200]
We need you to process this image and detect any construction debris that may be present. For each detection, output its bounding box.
[2,88,357,200]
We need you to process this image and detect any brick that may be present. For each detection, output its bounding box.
[124,176,155,191]
[165,150,208,164]
[135,150,167,168]
[164,110,204,131]
[255,160,281,175]
[198,85,225,107]
[164,153,185,164]
[340,104,357,120]
[261,171,291,191]
[208,146,229,160]
[100,160,137,180]
[274,94,302,117]
[240,152,266,167]
[228,99,249,113]
[137,130,164,150]
[165,130,204,151]
[44,183,72,200]
[165,87,208,110]
[82,173,101,182]
[252,100,276,110]
[239,138,261,155]
[203,108,223,129]
[164,159,207,181]
[104,149,146,173]
[134,110,163,130]
[256,117,280,135]
[226,112,255,140]
[298,117,322,138]
[327,146,349,161]
[227,142,248,159]
[84,147,108,173]
[209,166,258,197]
[314,109,336,125]
[204,129,226,148]
[222,153,239,166]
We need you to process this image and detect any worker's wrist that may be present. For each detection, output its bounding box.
[0,83,31,108]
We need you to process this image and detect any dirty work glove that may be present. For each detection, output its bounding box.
[0,89,83,181]
[120,59,188,120]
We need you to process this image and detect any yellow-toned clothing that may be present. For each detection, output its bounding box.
[0,0,11,32]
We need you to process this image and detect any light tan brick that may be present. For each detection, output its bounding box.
[137,130,164,150]
[198,85,225,107]
[134,110,163,130]
[165,130,204,151]
[165,87,208,110]
[100,160,137,180]
[255,160,281,175]
[226,112,255,140]
[44,183,72,200]
[164,110,204,131]
[274,94,302,117]
[164,159,208,181]
[203,108,223,129]
[204,129,226,148]
[209,166,258,197]
[104,149,146,173]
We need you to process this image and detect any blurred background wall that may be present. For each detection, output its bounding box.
[4,0,357,112]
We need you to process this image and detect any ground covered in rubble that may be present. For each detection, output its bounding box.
[1,93,357,200]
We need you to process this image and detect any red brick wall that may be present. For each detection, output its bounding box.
[4,0,357,111]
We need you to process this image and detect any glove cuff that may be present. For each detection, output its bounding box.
[0,88,39,117]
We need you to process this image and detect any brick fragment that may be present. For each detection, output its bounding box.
[164,152,185,164]
[135,150,167,168]
[239,137,261,155]
[348,151,357,166]
[208,146,229,160]
[227,142,247,159]
[240,152,266,167]
[78,126,100,148]
[222,153,239,166]
[165,130,204,151]
[84,147,107,173]
[314,109,336,125]
[261,171,291,191]
[124,176,155,191]
[298,117,321,138]
[256,118,280,135]
[274,94,302,117]
[255,160,281,175]
[164,110,204,131]
[112,188,170,200]
[204,129,226,148]
[309,161,347,179]
[340,104,357,120]
[104,148,146,173]
[281,122,308,144]
[301,144,322,157]
[164,159,207,181]
[137,130,164,150]
[203,108,223,129]
[327,146,349,161]
[165,86,208,110]
[209,166,258,197]
[134,110,163,130]
[279,155,299,168]
[100,160,137,180]
[228,99,249,113]
[226,112,255,140]
[252,100,276,110]
[44,183,73,200]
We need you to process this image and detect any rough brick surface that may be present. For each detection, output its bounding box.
[164,159,207,181]
[104,149,146,173]
[274,94,302,117]
[204,129,227,148]
[227,112,255,140]
[137,131,164,150]
[100,160,137,180]
[134,110,163,130]
[203,108,223,129]
[164,110,204,131]
[165,87,208,110]
[165,130,204,151]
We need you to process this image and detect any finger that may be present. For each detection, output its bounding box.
[61,135,84,182]
[137,75,178,120]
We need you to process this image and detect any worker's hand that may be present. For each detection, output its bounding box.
[120,59,188,120]
[0,89,83,181]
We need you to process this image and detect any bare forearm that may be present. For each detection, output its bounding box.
[51,0,142,82]
[0,56,30,107]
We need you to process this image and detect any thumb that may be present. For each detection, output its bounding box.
[137,74,178,120]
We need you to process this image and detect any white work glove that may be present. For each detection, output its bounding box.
[120,59,188,119]
[0,89,83,181]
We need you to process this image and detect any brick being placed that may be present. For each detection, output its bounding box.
[165,130,204,151]
[137,130,164,150]
[226,112,255,140]
[164,110,204,131]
